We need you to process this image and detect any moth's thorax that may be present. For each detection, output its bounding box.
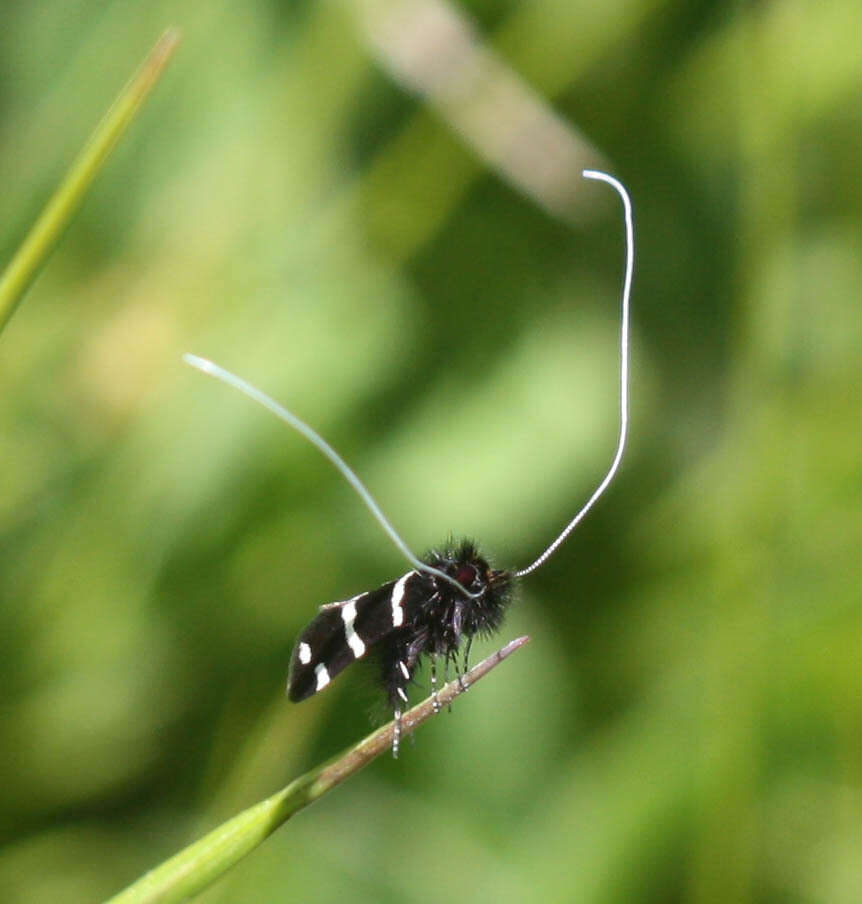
[420,540,514,651]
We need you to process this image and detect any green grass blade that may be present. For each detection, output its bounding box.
[105,635,530,904]
[0,27,180,336]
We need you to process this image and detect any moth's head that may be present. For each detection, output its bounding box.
[433,539,514,601]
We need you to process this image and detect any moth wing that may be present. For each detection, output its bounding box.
[287,571,430,702]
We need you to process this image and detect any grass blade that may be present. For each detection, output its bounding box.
[105,635,530,904]
[0,27,180,335]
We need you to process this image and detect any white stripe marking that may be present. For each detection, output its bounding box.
[341,600,366,658]
[298,642,312,665]
[391,572,413,627]
[314,663,330,692]
[399,660,410,680]
[397,687,408,703]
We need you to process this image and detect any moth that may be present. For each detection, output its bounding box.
[287,538,513,715]
[185,170,634,755]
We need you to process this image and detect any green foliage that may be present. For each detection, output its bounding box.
[1,2,861,902]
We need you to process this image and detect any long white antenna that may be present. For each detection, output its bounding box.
[182,353,480,598]
[515,169,634,578]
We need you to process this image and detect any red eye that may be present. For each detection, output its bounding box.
[455,565,476,586]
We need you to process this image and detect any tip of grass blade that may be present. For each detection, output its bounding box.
[308,634,531,788]
[0,26,182,335]
[399,634,531,740]
[139,27,182,88]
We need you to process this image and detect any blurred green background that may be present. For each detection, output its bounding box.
[2,1,861,901]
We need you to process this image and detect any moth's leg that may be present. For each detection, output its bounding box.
[460,636,473,691]
[452,648,468,693]
[442,650,467,711]
[441,653,454,712]
[393,706,402,758]
[405,626,428,671]
[391,673,410,758]
[382,637,412,757]
[429,655,440,714]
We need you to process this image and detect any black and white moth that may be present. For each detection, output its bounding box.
[287,539,512,722]
[185,170,634,756]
